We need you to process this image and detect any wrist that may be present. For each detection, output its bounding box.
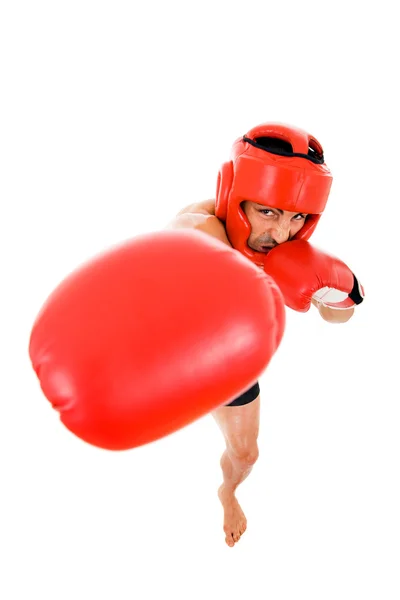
[315,302,355,323]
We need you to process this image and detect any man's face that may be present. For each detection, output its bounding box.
[242,201,308,254]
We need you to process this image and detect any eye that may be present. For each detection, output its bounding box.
[293,213,307,221]
[258,209,274,216]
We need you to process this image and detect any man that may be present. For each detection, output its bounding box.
[29,122,363,548]
[168,123,364,547]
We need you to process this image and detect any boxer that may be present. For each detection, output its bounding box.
[29,123,364,549]
[168,123,364,547]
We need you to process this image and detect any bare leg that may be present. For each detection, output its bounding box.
[212,396,260,547]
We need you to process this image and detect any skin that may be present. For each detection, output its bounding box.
[242,200,307,251]
[168,198,354,547]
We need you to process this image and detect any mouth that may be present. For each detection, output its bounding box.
[260,246,274,253]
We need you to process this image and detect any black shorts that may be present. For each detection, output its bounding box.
[225,381,260,407]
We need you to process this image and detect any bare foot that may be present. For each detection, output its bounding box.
[218,485,247,547]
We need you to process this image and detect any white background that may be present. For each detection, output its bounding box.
[1,1,399,599]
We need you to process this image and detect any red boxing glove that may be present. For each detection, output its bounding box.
[29,229,285,451]
[263,240,364,312]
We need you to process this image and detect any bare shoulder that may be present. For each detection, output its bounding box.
[176,199,216,216]
[166,200,231,247]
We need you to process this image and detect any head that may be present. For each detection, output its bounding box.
[215,122,333,266]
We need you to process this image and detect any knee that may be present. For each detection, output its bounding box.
[228,442,259,467]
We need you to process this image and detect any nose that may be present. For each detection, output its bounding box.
[270,224,290,244]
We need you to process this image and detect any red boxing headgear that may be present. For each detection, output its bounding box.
[215,123,333,265]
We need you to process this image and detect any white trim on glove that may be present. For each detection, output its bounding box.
[312,287,350,310]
